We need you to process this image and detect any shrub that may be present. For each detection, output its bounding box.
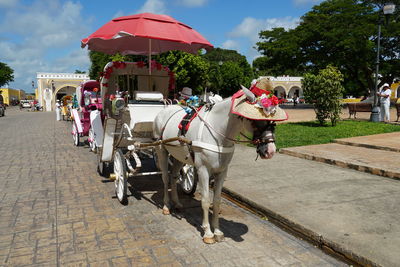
[302,65,344,126]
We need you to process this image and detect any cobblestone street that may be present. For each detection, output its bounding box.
[0,108,346,266]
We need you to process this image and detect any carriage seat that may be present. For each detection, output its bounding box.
[127,93,167,138]
[134,91,164,102]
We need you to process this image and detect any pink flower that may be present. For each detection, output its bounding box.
[261,97,273,108]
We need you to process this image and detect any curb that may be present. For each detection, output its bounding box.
[332,139,400,153]
[222,187,381,267]
[279,149,400,181]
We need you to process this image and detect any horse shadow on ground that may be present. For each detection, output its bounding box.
[125,173,248,243]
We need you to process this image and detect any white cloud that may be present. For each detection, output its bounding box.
[54,49,90,73]
[293,0,322,6]
[221,40,240,51]
[137,0,167,14]
[0,0,91,92]
[176,0,208,7]
[226,16,299,63]
[230,16,299,43]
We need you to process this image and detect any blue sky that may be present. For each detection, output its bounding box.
[0,0,322,93]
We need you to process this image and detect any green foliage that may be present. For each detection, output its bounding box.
[302,65,345,126]
[74,70,86,74]
[157,51,209,94]
[202,48,254,96]
[88,47,253,97]
[275,120,400,149]
[255,0,400,97]
[89,51,112,80]
[0,62,14,87]
[88,51,146,80]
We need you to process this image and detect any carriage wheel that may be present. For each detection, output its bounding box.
[179,165,198,195]
[114,149,128,205]
[88,128,96,152]
[72,123,80,146]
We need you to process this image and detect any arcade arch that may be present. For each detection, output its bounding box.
[288,86,302,98]
[273,86,286,98]
[52,84,77,109]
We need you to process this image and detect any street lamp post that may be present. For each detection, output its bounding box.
[370,2,396,122]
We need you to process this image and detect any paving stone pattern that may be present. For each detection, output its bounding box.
[0,108,346,266]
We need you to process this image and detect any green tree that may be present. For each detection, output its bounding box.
[74,70,86,74]
[256,0,400,97]
[202,48,254,95]
[255,27,305,77]
[0,62,14,87]
[302,65,345,126]
[88,48,254,97]
[88,51,145,80]
[156,51,209,94]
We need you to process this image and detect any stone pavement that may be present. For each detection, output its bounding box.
[224,133,400,267]
[0,107,345,266]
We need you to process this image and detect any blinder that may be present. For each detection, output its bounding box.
[252,121,276,144]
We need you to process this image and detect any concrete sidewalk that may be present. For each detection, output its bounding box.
[280,132,400,180]
[224,138,400,267]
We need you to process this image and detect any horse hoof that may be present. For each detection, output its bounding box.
[162,207,170,215]
[203,237,215,244]
[214,234,224,242]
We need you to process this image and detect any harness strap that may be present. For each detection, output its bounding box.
[191,141,234,153]
[193,106,235,153]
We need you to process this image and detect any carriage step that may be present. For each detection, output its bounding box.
[128,171,162,177]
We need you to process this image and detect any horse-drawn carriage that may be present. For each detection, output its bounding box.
[81,13,286,244]
[97,61,197,204]
[71,80,104,150]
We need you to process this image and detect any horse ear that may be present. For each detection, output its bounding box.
[241,85,256,103]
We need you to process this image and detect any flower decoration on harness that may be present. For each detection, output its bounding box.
[253,89,279,116]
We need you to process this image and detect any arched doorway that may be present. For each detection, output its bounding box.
[273,86,286,99]
[52,85,76,109]
[288,86,302,98]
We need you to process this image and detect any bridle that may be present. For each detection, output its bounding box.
[251,121,276,145]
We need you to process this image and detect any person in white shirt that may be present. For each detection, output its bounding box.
[55,100,61,121]
[377,83,392,122]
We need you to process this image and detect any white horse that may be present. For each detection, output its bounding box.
[153,86,277,244]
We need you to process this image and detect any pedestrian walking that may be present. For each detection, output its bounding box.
[377,83,391,122]
[55,100,61,121]
[293,93,299,106]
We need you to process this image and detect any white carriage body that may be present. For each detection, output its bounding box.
[99,61,173,162]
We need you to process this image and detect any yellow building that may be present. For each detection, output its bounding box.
[391,82,400,98]
[0,88,26,106]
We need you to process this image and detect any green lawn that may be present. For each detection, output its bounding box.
[275,120,400,149]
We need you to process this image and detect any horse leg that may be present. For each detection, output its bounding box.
[197,165,214,244]
[155,146,171,215]
[169,158,184,209]
[211,170,226,242]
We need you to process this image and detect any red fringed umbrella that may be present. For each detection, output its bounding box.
[81,12,213,56]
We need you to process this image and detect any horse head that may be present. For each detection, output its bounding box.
[241,85,277,159]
